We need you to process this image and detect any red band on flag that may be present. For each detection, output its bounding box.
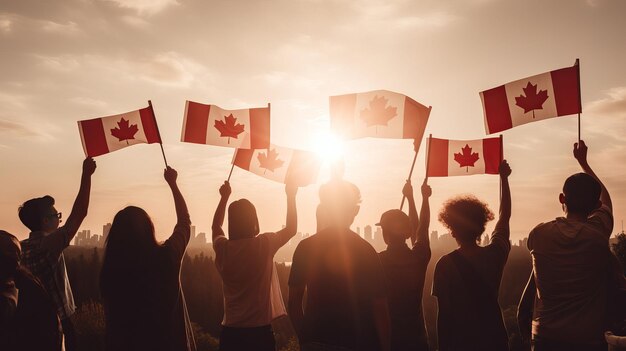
[481,86,512,134]
[78,119,108,157]
[183,102,210,144]
[402,97,429,140]
[249,107,270,149]
[427,138,449,177]
[551,66,581,116]
[483,138,502,174]
[139,107,161,143]
[233,148,254,170]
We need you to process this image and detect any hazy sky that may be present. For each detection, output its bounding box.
[1,0,625,242]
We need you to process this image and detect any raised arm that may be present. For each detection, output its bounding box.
[61,158,96,242]
[273,183,298,248]
[494,160,512,236]
[574,140,612,211]
[165,167,190,227]
[403,181,419,245]
[414,181,432,249]
[212,181,231,242]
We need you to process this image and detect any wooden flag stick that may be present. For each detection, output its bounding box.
[575,58,582,143]
[400,136,425,210]
[148,100,169,167]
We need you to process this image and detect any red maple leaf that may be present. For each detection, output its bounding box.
[257,148,284,174]
[515,81,549,119]
[453,144,480,173]
[359,95,397,132]
[214,114,245,144]
[110,117,139,144]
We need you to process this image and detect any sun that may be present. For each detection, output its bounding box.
[311,131,345,164]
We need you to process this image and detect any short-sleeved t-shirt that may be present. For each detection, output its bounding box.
[528,205,613,345]
[213,232,287,327]
[288,228,387,351]
[432,227,511,351]
[378,241,431,350]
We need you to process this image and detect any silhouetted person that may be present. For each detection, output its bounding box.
[211,181,298,351]
[432,160,512,351]
[18,157,96,351]
[377,180,432,351]
[517,141,613,351]
[100,166,196,351]
[1,230,62,351]
[288,180,391,351]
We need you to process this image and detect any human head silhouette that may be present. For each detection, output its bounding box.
[318,180,361,229]
[438,195,494,246]
[228,199,259,240]
[559,173,601,217]
[377,209,411,246]
[105,206,157,254]
[0,231,21,281]
[18,196,60,233]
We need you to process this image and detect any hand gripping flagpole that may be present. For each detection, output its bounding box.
[148,100,169,167]
[400,134,430,211]
[575,58,582,143]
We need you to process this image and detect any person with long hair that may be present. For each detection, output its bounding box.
[212,180,297,351]
[100,166,195,351]
[432,160,512,351]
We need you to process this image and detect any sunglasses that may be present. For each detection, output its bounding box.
[50,212,62,220]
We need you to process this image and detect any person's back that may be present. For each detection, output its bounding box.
[212,181,298,351]
[291,227,385,350]
[378,181,432,351]
[432,160,512,351]
[519,141,614,351]
[100,167,195,351]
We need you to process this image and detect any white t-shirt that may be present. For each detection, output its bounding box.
[213,233,286,327]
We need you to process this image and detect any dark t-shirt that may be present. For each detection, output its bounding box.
[432,228,510,351]
[289,228,386,351]
[378,242,431,351]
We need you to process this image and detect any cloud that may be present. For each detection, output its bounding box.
[0,15,13,33]
[587,87,626,116]
[101,0,179,15]
[0,119,46,138]
[585,87,626,139]
[41,20,80,35]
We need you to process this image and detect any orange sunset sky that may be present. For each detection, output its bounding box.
[1,0,625,242]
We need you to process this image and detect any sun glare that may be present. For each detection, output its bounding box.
[312,131,345,164]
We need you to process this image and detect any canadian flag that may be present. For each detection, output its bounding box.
[181,100,270,149]
[77,106,161,157]
[427,137,502,177]
[232,144,321,186]
[330,90,431,142]
[480,63,581,134]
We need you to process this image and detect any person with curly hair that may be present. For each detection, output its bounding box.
[432,160,512,351]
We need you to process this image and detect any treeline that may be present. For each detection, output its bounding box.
[64,242,535,351]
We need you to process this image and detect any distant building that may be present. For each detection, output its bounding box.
[430,230,439,243]
[102,223,111,243]
[74,229,102,247]
[364,225,373,241]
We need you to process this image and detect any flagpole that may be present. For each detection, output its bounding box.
[400,136,426,210]
[148,100,169,167]
[575,58,581,143]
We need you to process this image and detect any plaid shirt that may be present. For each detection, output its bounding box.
[20,228,76,320]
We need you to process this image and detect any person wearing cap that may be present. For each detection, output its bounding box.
[0,230,62,351]
[18,158,96,351]
[432,160,512,351]
[376,180,431,351]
